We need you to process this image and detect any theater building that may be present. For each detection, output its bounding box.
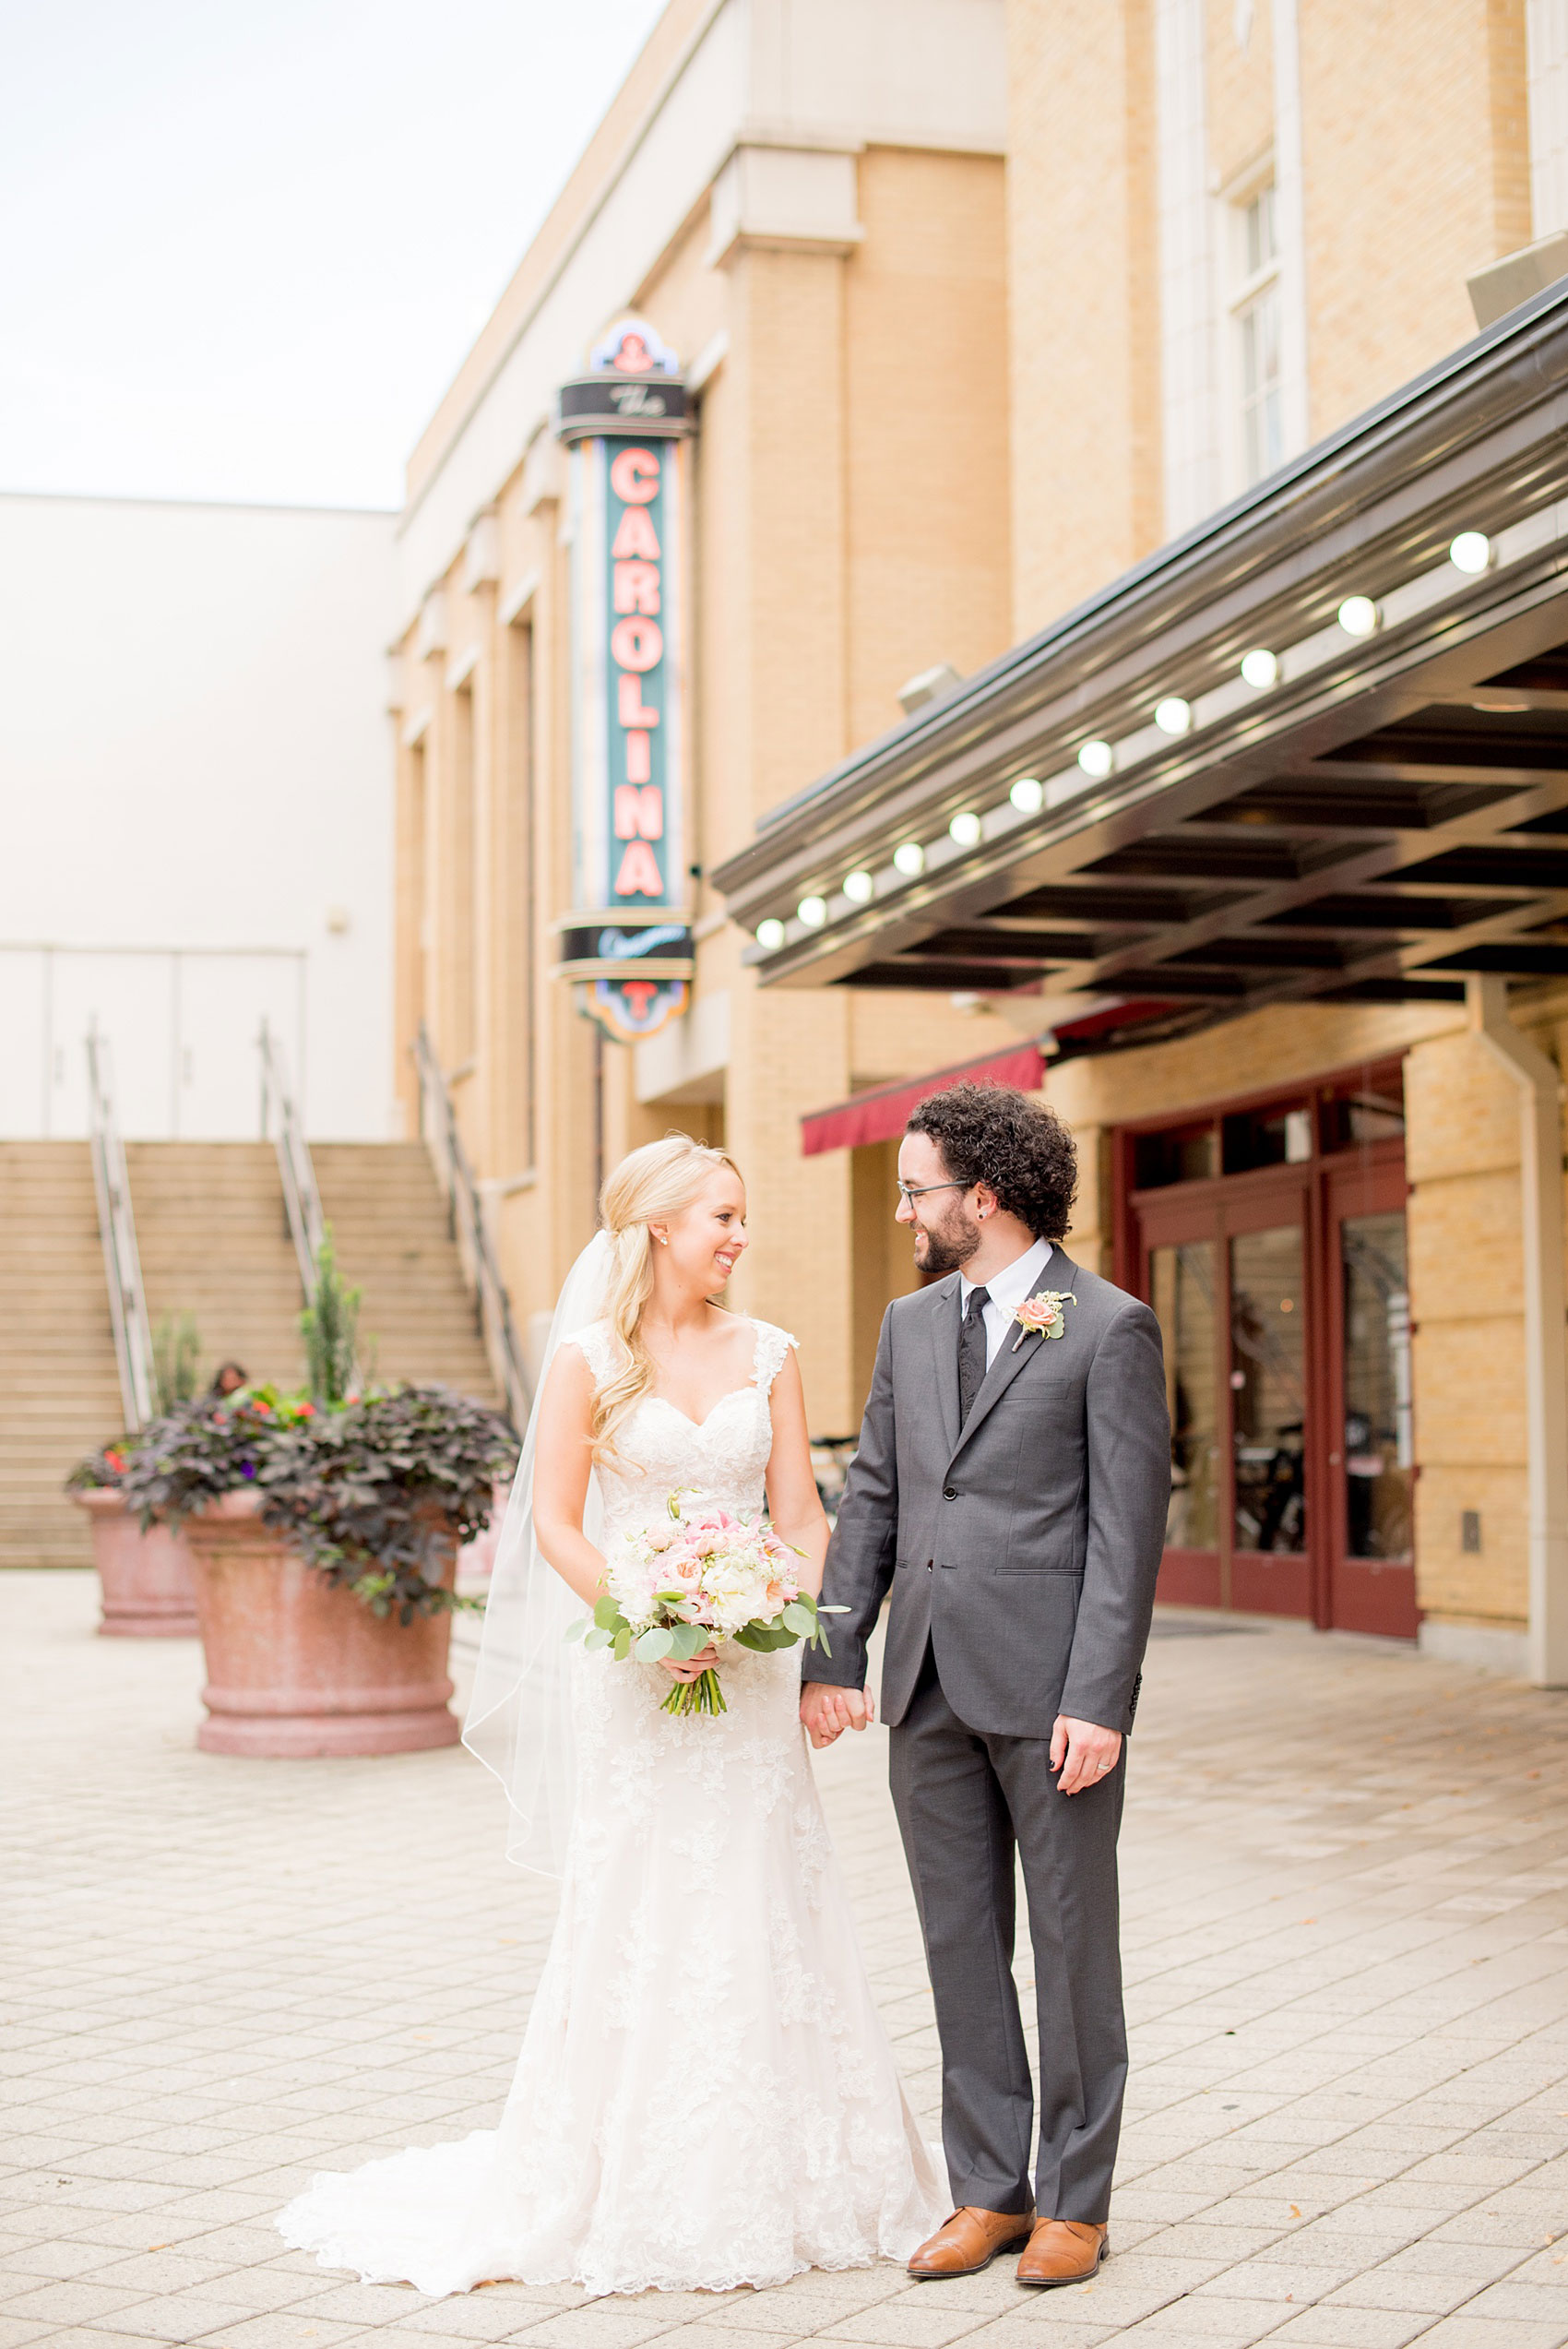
[398,0,1568,1677]
[388,0,1019,1439]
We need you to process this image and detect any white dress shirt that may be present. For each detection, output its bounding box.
[959,1235,1053,1371]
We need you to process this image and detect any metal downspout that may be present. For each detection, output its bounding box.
[1467,975,1568,1686]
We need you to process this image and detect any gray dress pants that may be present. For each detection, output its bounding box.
[888,1642,1128,2222]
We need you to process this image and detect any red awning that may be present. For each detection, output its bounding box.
[800,1039,1047,1157]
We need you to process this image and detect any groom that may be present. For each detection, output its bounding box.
[802,1083,1170,2288]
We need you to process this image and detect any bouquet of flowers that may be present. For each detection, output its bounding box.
[567,1489,844,1716]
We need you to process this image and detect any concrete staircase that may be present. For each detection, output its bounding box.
[128,1142,309,1397]
[314,1143,499,1403]
[127,1141,502,1404]
[0,1142,126,1568]
[0,1139,504,1571]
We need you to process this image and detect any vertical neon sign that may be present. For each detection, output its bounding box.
[554,319,694,1043]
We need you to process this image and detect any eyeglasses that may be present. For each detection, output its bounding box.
[895,1179,969,1204]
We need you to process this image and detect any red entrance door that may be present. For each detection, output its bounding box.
[1121,1068,1416,1638]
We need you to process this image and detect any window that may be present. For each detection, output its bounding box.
[1133,1123,1217,1191]
[1231,184,1282,487]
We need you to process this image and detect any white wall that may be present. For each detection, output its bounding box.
[0,493,397,1139]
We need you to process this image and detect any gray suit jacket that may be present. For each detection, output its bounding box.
[808,1249,1170,1738]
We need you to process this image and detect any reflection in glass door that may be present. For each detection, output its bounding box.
[1150,1243,1218,1551]
[1342,1214,1413,1564]
[1328,1186,1418,1635]
[1229,1225,1306,1556]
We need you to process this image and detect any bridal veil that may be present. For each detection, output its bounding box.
[462,1230,610,1877]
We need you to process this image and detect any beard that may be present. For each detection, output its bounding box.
[914,1206,981,1279]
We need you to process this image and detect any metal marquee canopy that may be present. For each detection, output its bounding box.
[712,281,1568,1058]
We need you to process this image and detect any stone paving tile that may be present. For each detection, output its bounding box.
[1,2333,146,2349]
[1407,2319,1568,2348]
[398,2300,565,2343]
[1264,2312,1429,2347]
[0,2282,156,2328]
[92,2294,282,2341]
[7,1579,1568,2349]
[941,2325,1119,2349]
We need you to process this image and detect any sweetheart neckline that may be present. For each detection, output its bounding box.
[640,1384,761,1434]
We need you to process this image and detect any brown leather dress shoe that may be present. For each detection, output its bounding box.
[908,2205,1036,2278]
[1016,2218,1109,2287]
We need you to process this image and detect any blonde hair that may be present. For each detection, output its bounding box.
[591,1133,742,1464]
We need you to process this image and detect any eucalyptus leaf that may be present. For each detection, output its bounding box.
[736,1622,792,1651]
[564,1618,587,1644]
[668,1622,707,1661]
[781,1602,814,1637]
[612,1627,634,1663]
[584,1626,613,1651]
[593,1593,623,1629]
[636,1627,675,1662]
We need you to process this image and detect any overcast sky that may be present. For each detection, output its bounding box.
[1,0,668,512]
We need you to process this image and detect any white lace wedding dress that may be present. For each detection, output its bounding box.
[278,1318,944,2299]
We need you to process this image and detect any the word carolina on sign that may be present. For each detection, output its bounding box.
[554,315,695,1043]
[606,443,669,903]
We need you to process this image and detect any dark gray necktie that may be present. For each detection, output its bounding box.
[958,1285,990,1428]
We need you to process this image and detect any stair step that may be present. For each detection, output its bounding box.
[0,1139,504,1567]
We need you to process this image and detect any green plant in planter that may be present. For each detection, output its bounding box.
[151,1312,202,1413]
[122,1388,316,1526]
[65,1437,140,1493]
[300,1229,362,1404]
[121,1383,517,1623]
[260,1386,517,1621]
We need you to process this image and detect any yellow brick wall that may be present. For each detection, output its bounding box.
[844,149,1012,737]
[1005,0,1161,637]
[1405,1026,1531,1628]
[1298,0,1531,439]
[1046,1000,1462,1139]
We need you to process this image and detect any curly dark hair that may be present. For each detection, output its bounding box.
[905,1082,1077,1241]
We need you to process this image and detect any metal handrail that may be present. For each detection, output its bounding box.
[414,1022,529,1430]
[258,1020,325,1295]
[86,1026,157,1430]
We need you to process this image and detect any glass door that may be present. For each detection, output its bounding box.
[1125,1064,1411,1632]
[1225,1186,1313,1618]
[1326,1162,1417,1635]
[1148,1237,1221,1605]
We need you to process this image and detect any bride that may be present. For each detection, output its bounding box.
[279,1135,944,2299]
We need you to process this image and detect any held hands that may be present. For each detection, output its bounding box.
[800,1682,875,1749]
[1050,1714,1122,1794]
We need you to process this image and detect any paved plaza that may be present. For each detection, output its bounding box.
[5,1575,1568,2349]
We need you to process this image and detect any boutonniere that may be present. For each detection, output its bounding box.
[1010,1291,1075,1351]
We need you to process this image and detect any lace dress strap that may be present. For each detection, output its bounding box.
[748,1319,800,1402]
[564,1320,618,1387]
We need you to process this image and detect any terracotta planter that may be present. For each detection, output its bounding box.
[74,1487,199,1637]
[182,1491,461,1758]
